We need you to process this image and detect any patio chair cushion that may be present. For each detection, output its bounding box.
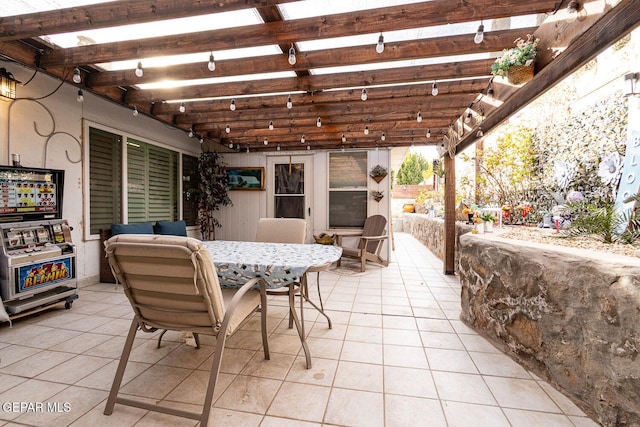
[154,220,187,236]
[111,221,153,236]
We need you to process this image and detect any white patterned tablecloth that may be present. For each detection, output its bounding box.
[203,240,342,289]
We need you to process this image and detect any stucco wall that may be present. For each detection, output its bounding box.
[458,233,640,426]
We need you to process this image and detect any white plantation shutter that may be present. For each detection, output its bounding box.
[89,127,122,234]
[328,151,368,228]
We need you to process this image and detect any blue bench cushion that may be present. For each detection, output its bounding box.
[154,220,187,236]
[111,222,154,236]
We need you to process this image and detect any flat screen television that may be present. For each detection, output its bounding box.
[0,166,64,223]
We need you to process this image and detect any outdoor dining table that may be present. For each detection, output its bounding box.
[202,240,342,368]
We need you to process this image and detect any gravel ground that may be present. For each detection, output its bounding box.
[498,226,640,258]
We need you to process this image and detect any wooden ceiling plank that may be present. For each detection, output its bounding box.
[86,27,533,88]
[0,0,300,42]
[38,0,558,67]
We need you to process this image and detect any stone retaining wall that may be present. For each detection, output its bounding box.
[458,233,640,426]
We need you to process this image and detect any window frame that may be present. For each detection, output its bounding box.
[327,150,369,229]
[83,121,199,240]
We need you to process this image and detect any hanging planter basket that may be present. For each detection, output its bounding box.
[374,195,384,202]
[371,174,387,184]
[507,64,534,85]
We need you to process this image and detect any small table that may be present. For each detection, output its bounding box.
[203,240,342,368]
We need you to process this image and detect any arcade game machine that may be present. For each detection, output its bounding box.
[0,166,77,317]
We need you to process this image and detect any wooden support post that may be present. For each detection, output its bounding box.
[443,153,456,275]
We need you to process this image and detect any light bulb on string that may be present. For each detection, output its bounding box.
[263,137,268,145]
[316,117,321,127]
[268,121,274,131]
[135,61,143,77]
[179,102,185,113]
[361,88,368,101]
[476,128,484,137]
[364,125,369,135]
[417,111,422,123]
[474,22,484,44]
[465,111,472,123]
[188,128,194,138]
[73,67,82,84]
[230,99,236,111]
[376,33,384,54]
[381,132,386,141]
[229,141,234,149]
[288,44,297,65]
[199,136,204,144]
[307,145,310,151]
[132,105,139,116]
[207,52,216,71]
[225,124,230,134]
[246,145,250,153]
[301,135,306,143]
[286,95,292,109]
[426,129,431,138]
[76,89,84,103]
[277,144,281,151]
[432,82,438,96]
[341,134,346,143]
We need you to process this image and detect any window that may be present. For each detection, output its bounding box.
[88,126,190,236]
[126,138,178,223]
[328,151,368,228]
[89,127,122,235]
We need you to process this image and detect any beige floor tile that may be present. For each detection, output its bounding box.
[457,333,503,353]
[333,360,383,392]
[120,364,193,399]
[385,394,447,427]
[35,354,112,384]
[425,348,479,374]
[75,359,151,391]
[164,369,234,405]
[441,400,510,427]
[0,344,41,368]
[0,372,27,393]
[267,382,330,422]
[484,376,562,413]
[383,327,422,346]
[214,375,281,414]
[384,365,438,398]
[260,415,320,427]
[0,349,75,378]
[569,415,602,426]
[308,322,347,340]
[381,314,417,330]
[411,307,447,318]
[469,351,532,379]
[345,324,383,344]
[340,341,383,364]
[0,379,68,421]
[206,407,263,427]
[156,343,215,370]
[347,312,382,327]
[240,351,295,380]
[383,344,429,368]
[502,407,575,426]
[537,381,588,416]
[432,371,497,405]
[284,356,337,387]
[420,331,465,350]
[57,314,119,332]
[0,324,53,345]
[324,388,384,427]
[83,335,131,359]
[21,328,84,350]
[49,332,113,354]
[305,336,343,360]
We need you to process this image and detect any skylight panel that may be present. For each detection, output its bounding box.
[45,9,263,48]
[0,0,110,17]
[278,0,427,20]
[136,71,297,90]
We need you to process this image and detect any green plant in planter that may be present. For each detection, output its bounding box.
[197,151,232,240]
[480,212,496,223]
[370,164,388,178]
[491,34,539,77]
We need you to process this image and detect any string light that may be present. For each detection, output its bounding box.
[269,121,274,130]
[476,128,484,137]
[288,44,297,65]
[465,110,473,123]
[179,102,185,113]
[246,145,250,153]
[73,67,81,84]
[381,132,386,141]
[263,137,268,145]
[301,135,306,143]
[474,22,484,44]
[188,127,194,138]
[431,82,438,96]
[286,94,293,109]
[135,61,143,77]
[76,89,84,103]
[364,125,369,135]
[199,136,204,144]
[229,141,234,148]
[277,144,281,151]
[132,105,138,116]
[361,88,368,101]
[341,134,346,143]
[417,111,422,123]
[316,117,321,127]
[376,33,384,54]
[230,99,236,111]
[426,129,431,138]
[225,124,230,133]
[307,145,310,151]
[207,52,216,71]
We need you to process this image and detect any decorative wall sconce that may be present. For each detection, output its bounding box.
[623,72,639,97]
[0,68,18,100]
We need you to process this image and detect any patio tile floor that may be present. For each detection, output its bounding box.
[0,232,599,426]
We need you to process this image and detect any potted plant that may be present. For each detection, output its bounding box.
[197,151,232,240]
[474,216,485,234]
[491,34,539,85]
[370,190,384,202]
[370,165,388,183]
[480,212,496,232]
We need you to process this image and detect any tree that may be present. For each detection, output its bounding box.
[197,151,232,240]
[396,151,431,185]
